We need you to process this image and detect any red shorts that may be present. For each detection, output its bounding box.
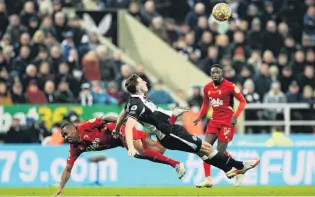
[205,122,235,143]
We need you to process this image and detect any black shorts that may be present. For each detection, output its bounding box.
[159,124,202,153]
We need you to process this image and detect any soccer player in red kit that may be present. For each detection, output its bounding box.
[54,116,185,196]
[193,64,258,188]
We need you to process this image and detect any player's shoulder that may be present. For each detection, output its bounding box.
[222,79,236,88]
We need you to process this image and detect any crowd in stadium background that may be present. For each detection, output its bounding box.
[0,0,314,144]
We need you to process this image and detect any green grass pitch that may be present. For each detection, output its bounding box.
[0,186,314,196]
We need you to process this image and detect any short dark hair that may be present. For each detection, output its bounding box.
[125,74,139,94]
[211,64,223,70]
[61,122,75,134]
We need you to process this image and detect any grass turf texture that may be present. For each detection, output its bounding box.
[0,186,314,196]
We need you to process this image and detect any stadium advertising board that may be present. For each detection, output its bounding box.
[0,145,314,187]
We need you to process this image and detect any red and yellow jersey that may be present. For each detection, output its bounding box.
[67,118,122,165]
[200,79,246,126]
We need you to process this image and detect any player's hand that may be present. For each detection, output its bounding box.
[231,115,237,126]
[128,148,139,157]
[53,188,64,196]
[193,117,201,126]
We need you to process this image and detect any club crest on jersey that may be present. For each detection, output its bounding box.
[84,135,89,140]
[209,97,223,107]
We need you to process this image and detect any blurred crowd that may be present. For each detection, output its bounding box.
[1,0,315,140]
[0,0,176,106]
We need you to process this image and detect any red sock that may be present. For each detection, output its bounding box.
[203,162,211,177]
[143,149,180,168]
[169,115,177,124]
[225,151,232,158]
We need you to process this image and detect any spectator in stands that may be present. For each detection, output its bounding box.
[136,64,151,91]
[140,0,159,27]
[302,85,315,103]
[262,50,276,66]
[61,31,75,60]
[78,82,93,106]
[242,79,260,133]
[165,18,179,44]
[187,86,203,107]
[298,65,315,89]
[4,118,29,143]
[286,81,302,103]
[119,64,132,89]
[38,61,54,89]
[303,6,315,43]
[306,49,315,65]
[19,1,38,28]
[277,51,288,72]
[10,82,27,104]
[148,80,175,104]
[54,79,75,103]
[150,16,170,43]
[96,46,120,83]
[198,46,219,75]
[184,2,206,29]
[0,80,11,105]
[106,81,123,104]
[247,50,262,72]
[269,65,279,83]
[91,80,118,104]
[279,66,295,93]
[263,82,287,120]
[128,1,141,21]
[0,0,9,39]
[262,20,283,57]
[5,14,28,46]
[290,50,306,74]
[44,80,55,103]
[13,45,31,76]
[25,79,47,104]
[22,64,38,89]
[254,63,272,100]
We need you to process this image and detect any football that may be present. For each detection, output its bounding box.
[212,3,232,22]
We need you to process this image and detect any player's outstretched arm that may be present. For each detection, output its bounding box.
[231,85,247,125]
[113,109,126,138]
[101,116,118,124]
[54,164,73,196]
[125,117,139,156]
[193,86,210,125]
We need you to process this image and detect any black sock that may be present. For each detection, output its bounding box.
[227,157,244,170]
[204,152,232,172]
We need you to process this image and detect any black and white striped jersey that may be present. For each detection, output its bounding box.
[124,94,173,135]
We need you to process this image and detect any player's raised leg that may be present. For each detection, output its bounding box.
[196,133,217,188]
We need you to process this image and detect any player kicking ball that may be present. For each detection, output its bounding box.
[194,64,249,188]
[54,114,186,196]
[114,74,260,184]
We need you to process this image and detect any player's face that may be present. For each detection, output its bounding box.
[62,127,80,143]
[211,67,223,82]
[137,77,148,93]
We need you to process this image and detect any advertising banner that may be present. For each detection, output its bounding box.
[0,145,314,187]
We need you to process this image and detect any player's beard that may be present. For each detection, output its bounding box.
[213,78,223,86]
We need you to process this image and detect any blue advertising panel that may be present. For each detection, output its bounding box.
[0,145,314,187]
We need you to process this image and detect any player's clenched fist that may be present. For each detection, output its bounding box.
[128,148,139,157]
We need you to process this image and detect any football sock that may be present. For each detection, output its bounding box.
[135,149,180,168]
[203,151,232,172]
[203,151,232,177]
[203,162,211,177]
[169,115,177,124]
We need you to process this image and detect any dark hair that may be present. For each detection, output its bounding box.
[61,122,75,133]
[125,74,139,94]
[211,64,223,70]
